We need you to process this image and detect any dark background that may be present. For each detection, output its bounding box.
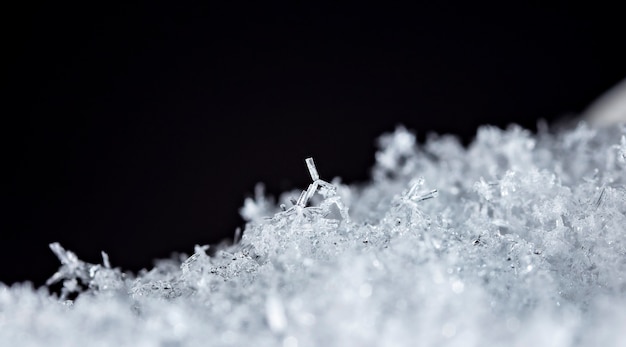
[2,2,624,286]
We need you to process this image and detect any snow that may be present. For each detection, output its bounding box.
[2,122,626,347]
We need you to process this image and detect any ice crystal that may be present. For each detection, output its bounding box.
[2,122,626,347]
[45,243,124,300]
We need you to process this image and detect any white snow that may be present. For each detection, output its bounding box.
[1,122,626,347]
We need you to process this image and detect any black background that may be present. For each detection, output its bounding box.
[2,2,624,286]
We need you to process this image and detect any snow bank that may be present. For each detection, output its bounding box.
[2,123,625,347]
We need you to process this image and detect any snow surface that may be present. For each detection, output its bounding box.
[2,123,626,347]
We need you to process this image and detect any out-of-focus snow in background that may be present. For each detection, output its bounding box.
[585,78,626,126]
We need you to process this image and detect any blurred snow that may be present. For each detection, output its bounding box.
[2,123,626,347]
[585,78,626,126]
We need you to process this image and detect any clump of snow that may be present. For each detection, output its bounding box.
[2,123,626,347]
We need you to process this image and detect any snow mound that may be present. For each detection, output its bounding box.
[2,123,626,347]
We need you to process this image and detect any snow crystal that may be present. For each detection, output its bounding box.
[2,122,626,347]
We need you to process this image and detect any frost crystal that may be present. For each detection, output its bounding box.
[45,242,124,299]
[2,123,626,347]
